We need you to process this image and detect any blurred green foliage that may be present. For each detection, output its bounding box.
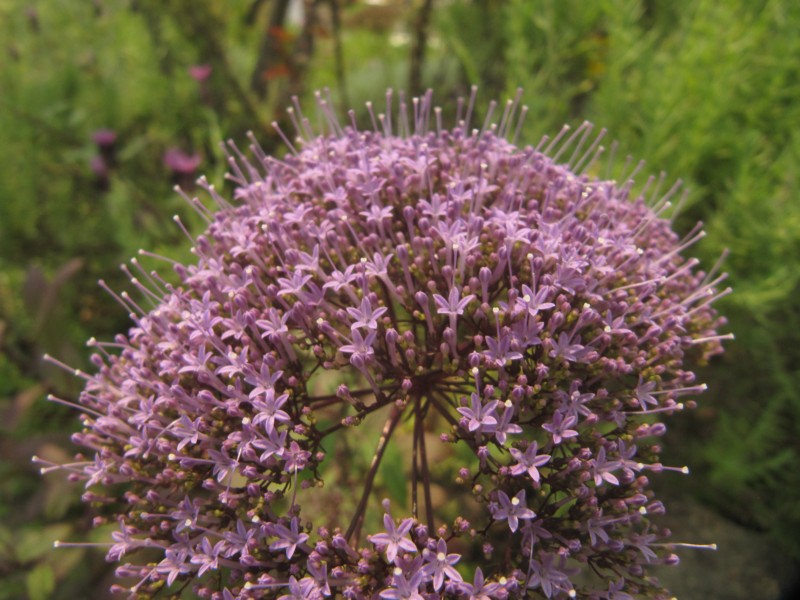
[435,0,800,560]
[1,0,798,597]
[466,0,800,559]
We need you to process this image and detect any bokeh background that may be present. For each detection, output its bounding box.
[1,1,798,598]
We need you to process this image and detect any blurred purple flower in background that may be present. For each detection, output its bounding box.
[163,146,201,189]
[188,63,213,82]
[90,128,118,188]
[163,147,201,174]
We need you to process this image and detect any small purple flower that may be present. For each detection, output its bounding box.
[433,286,475,331]
[509,441,551,483]
[635,377,659,409]
[379,568,425,600]
[491,489,536,532]
[526,552,577,598]
[459,567,506,599]
[591,446,621,487]
[283,440,311,473]
[457,392,499,433]
[339,329,377,366]
[278,575,324,600]
[347,296,388,331]
[549,331,588,363]
[629,531,658,563]
[155,547,192,587]
[490,402,523,445]
[251,388,291,432]
[605,578,635,600]
[221,519,258,558]
[107,518,143,562]
[190,536,223,576]
[422,538,462,591]
[252,426,287,462]
[483,331,524,367]
[515,284,554,317]
[268,517,309,559]
[369,513,418,564]
[542,411,579,444]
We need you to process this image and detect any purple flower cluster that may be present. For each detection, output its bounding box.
[46,89,728,599]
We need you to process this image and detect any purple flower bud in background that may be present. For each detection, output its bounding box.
[188,63,213,82]
[89,155,109,191]
[189,64,213,105]
[92,128,117,150]
[92,128,118,169]
[163,147,201,189]
[24,6,39,32]
[163,147,201,174]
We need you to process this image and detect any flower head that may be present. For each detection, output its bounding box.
[48,88,727,599]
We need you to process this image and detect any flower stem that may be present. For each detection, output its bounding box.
[418,397,435,532]
[345,405,404,543]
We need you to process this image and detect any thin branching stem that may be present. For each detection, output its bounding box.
[345,405,404,543]
[411,394,421,520]
[419,396,435,532]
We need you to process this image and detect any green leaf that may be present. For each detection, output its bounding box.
[16,523,73,563]
[553,499,577,519]
[25,563,55,600]
[0,525,14,560]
